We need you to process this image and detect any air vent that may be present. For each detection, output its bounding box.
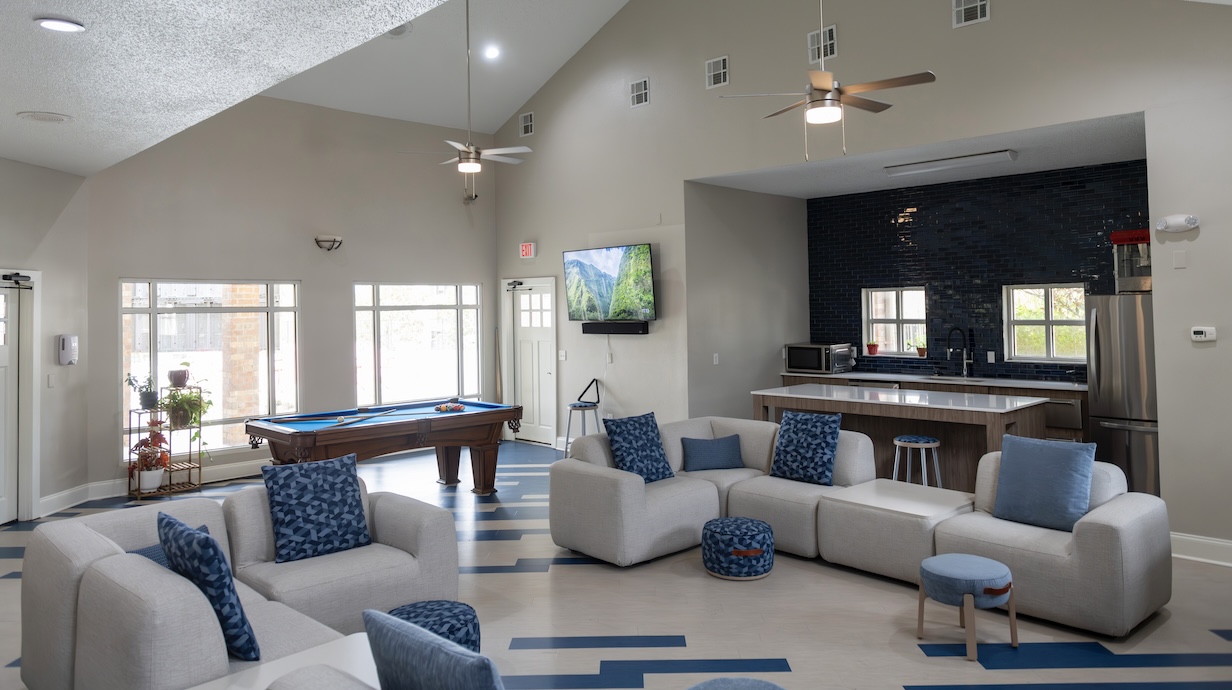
[705,56,729,89]
[630,78,649,108]
[16,111,73,124]
[385,21,413,38]
[953,0,990,27]
[519,112,534,137]
[808,25,837,63]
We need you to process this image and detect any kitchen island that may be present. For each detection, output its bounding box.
[752,383,1048,491]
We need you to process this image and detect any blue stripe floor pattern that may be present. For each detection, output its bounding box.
[453,506,550,521]
[1215,630,1232,642]
[509,636,687,650]
[461,557,604,574]
[1,521,52,532]
[906,683,1232,690]
[501,658,791,689]
[0,547,23,559]
[1,572,20,579]
[5,658,18,668]
[920,642,1232,669]
[458,529,551,542]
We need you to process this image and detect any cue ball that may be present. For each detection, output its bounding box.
[337,416,345,423]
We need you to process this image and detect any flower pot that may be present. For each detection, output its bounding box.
[917,347,927,358]
[865,344,879,356]
[138,468,165,493]
[139,390,159,410]
[168,407,191,430]
[168,369,190,387]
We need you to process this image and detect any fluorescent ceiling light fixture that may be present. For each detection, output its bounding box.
[35,17,86,32]
[885,149,1018,177]
[484,45,500,59]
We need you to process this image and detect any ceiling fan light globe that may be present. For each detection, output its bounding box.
[458,161,482,174]
[805,101,842,124]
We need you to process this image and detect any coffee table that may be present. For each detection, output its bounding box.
[188,633,377,689]
[817,479,974,583]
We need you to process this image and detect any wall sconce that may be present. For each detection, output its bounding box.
[1154,214,1200,233]
[314,235,343,251]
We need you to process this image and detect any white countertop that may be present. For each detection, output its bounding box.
[753,383,1050,413]
[783,371,1087,392]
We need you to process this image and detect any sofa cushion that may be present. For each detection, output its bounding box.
[682,435,744,471]
[363,609,505,690]
[157,512,261,661]
[769,411,841,486]
[262,453,372,563]
[603,412,674,483]
[993,435,1096,532]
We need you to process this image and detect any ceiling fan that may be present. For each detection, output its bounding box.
[445,0,530,178]
[722,1,935,126]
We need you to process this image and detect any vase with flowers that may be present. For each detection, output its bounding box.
[130,417,171,493]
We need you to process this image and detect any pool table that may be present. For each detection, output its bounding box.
[245,400,523,495]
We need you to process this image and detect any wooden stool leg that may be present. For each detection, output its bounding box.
[964,594,977,661]
[917,586,926,639]
[1008,584,1019,648]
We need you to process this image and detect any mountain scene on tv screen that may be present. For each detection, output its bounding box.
[565,245,655,321]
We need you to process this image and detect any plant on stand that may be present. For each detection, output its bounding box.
[130,417,171,493]
[125,373,159,410]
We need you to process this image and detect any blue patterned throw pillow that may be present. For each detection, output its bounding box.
[157,513,260,661]
[770,411,842,485]
[262,453,372,563]
[130,524,209,569]
[364,609,504,690]
[603,412,674,483]
[682,434,744,471]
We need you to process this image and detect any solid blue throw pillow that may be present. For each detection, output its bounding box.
[603,412,674,483]
[993,434,1096,532]
[682,434,744,472]
[262,453,372,563]
[130,524,209,569]
[769,411,842,485]
[364,609,504,690]
[157,513,260,661]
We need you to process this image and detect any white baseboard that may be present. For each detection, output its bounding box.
[34,460,267,518]
[1172,531,1232,567]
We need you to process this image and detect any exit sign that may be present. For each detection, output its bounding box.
[519,242,537,259]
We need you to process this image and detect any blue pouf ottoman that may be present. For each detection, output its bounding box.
[702,517,774,580]
[688,679,786,689]
[917,553,1018,661]
[388,600,481,653]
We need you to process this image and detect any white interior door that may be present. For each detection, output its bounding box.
[509,280,556,445]
[0,291,18,524]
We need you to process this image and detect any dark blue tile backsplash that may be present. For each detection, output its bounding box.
[806,160,1148,383]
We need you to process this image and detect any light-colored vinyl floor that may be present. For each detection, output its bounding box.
[4,442,1232,689]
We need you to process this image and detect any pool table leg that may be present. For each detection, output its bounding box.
[435,446,461,487]
[470,443,499,496]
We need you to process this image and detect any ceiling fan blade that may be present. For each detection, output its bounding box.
[483,155,524,165]
[440,158,458,165]
[482,146,532,156]
[763,99,807,118]
[720,92,809,98]
[445,140,471,152]
[809,71,835,93]
[839,94,892,113]
[838,71,936,95]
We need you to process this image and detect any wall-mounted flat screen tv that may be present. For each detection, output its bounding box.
[563,243,657,322]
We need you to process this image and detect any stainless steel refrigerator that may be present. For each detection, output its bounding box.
[1086,293,1159,495]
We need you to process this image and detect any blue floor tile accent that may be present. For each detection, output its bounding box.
[501,658,790,689]
[0,547,24,559]
[510,636,687,650]
[919,642,1232,669]
[454,506,550,521]
[906,683,1232,690]
[461,557,604,574]
[1,521,46,531]
[1,572,20,579]
[48,512,81,517]
[458,529,551,542]
[74,496,144,509]
[5,658,18,668]
[1215,630,1232,642]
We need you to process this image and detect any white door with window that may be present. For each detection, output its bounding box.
[507,280,556,445]
[0,292,18,524]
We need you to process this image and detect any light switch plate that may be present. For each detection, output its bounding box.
[558,350,566,361]
[1174,250,1188,269]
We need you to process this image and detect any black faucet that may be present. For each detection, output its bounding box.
[946,327,973,377]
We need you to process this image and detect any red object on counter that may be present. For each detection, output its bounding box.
[1110,229,1150,245]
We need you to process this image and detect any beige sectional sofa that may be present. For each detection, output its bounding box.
[21,480,458,690]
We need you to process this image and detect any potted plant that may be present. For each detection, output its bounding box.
[125,373,159,410]
[910,340,928,358]
[160,386,212,432]
[168,361,191,388]
[129,417,171,493]
[865,341,879,356]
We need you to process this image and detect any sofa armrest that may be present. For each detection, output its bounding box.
[833,430,876,486]
[549,458,648,565]
[367,491,459,600]
[710,417,779,474]
[75,554,232,690]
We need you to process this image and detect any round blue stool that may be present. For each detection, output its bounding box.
[687,679,786,689]
[917,553,1018,661]
[702,517,774,580]
[388,600,481,653]
[893,434,943,487]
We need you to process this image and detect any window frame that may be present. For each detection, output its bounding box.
[119,279,300,454]
[1002,283,1087,362]
[354,283,482,407]
[861,287,926,356]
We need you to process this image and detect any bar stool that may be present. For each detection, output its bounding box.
[893,434,943,488]
[563,378,601,456]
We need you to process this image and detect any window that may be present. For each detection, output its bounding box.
[863,287,926,354]
[1004,284,1085,361]
[121,281,298,453]
[354,284,480,406]
[808,25,837,63]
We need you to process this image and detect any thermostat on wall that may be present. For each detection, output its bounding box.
[1191,326,1216,342]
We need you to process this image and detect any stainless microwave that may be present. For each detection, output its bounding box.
[784,343,854,374]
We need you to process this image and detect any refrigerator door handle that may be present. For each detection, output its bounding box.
[1088,305,1099,402]
[1098,420,1159,433]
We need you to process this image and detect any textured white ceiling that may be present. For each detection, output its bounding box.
[0,0,450,176]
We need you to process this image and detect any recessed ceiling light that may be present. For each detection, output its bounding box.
[16,111,75,124]
[35,18,86,33]
[484,45,500,60]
